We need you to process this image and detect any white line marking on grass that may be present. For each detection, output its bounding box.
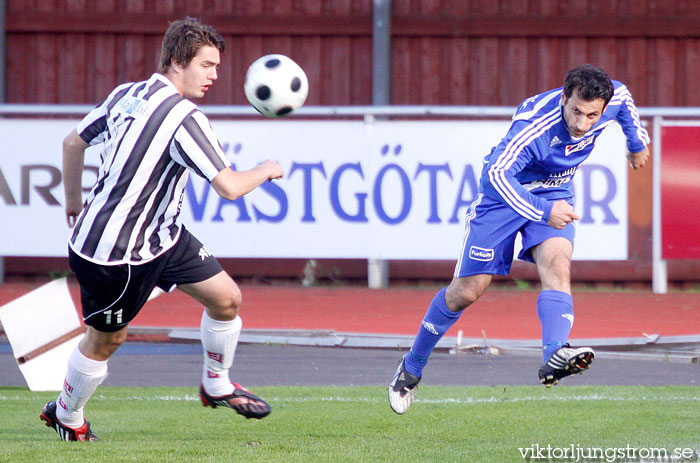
[114,395,201,401]
[3,394,700,404]
[267,395,700,405]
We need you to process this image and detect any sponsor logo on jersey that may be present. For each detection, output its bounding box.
[522,166,578,191]
[469,246,494,262]
[550,136,562,147]
[565,136,594,156]
[117,96,149,117]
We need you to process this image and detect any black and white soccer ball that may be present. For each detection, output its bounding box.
[244,54,309,118]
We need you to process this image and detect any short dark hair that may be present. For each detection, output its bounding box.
[563,64,614,105]
[158,17,225,74]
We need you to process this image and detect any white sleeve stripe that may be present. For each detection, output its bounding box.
[607,85,630,105]
[487,109,560,220]
[609,85,650,145]
[595,120,617,132]
[491,170,542,221]
[613,84,628,96]
[512,91,561,122]
[624,99,650,144]
[489,112,559,220]
[493,107,560,172]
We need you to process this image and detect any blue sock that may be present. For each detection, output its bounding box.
[404,288,462,377]
[537,290,574,363]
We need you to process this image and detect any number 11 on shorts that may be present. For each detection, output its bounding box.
[104,309,123,325]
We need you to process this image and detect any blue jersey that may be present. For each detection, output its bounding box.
[480,81,649,223]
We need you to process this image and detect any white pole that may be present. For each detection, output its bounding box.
[367,258,389,289]
[651,115,667,293]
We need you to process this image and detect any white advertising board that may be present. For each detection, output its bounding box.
[0,118,628,260]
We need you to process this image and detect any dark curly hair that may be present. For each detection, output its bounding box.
[158,17,225,73]
[563,64,614,105]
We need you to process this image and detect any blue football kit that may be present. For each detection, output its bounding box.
[455,80,650,277]
[402,79,650,380]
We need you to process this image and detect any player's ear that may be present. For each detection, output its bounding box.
[171,59,183,73]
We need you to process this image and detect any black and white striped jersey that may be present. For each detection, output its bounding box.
[69,73,230,265]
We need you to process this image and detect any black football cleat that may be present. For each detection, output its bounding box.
[40,401,98,442]
[538,344,595,388]
[199,383,271,419]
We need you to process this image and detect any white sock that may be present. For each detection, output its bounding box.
[200,311,241,397]
[55,345,108,428]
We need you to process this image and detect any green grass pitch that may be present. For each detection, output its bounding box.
[2,386,699,463]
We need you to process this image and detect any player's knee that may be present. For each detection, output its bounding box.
[82,327,127,360]
[551,252,571,271]
[460,287,483,307]
[104,333,127,356]
[209,288,242,320]
[542,254,571,281]
[446,284,483,310]
[446,275,491,311]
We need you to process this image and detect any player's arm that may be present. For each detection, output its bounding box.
[64,85,117,227]
[483,125,555,223]
[210,161,283,201]
[485,154,554,222]
[612,82,650,170]
[173,111,283,201]
[62,130,89,227]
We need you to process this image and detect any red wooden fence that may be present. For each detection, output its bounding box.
[6,0,700,107]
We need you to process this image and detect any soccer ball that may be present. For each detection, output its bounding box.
[244,54,309,118]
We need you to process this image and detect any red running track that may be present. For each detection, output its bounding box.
[1,281,699,340]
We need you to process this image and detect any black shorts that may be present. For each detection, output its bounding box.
[69,228,223,332]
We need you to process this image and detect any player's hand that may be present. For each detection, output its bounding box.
[627,146,650,170]
[66,212,77,228]
[65,201,82,228]
[547,200,579,229]
[260,159,283,181]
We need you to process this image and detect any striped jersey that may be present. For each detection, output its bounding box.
[70,73,230,265]
[480,80,649,223]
